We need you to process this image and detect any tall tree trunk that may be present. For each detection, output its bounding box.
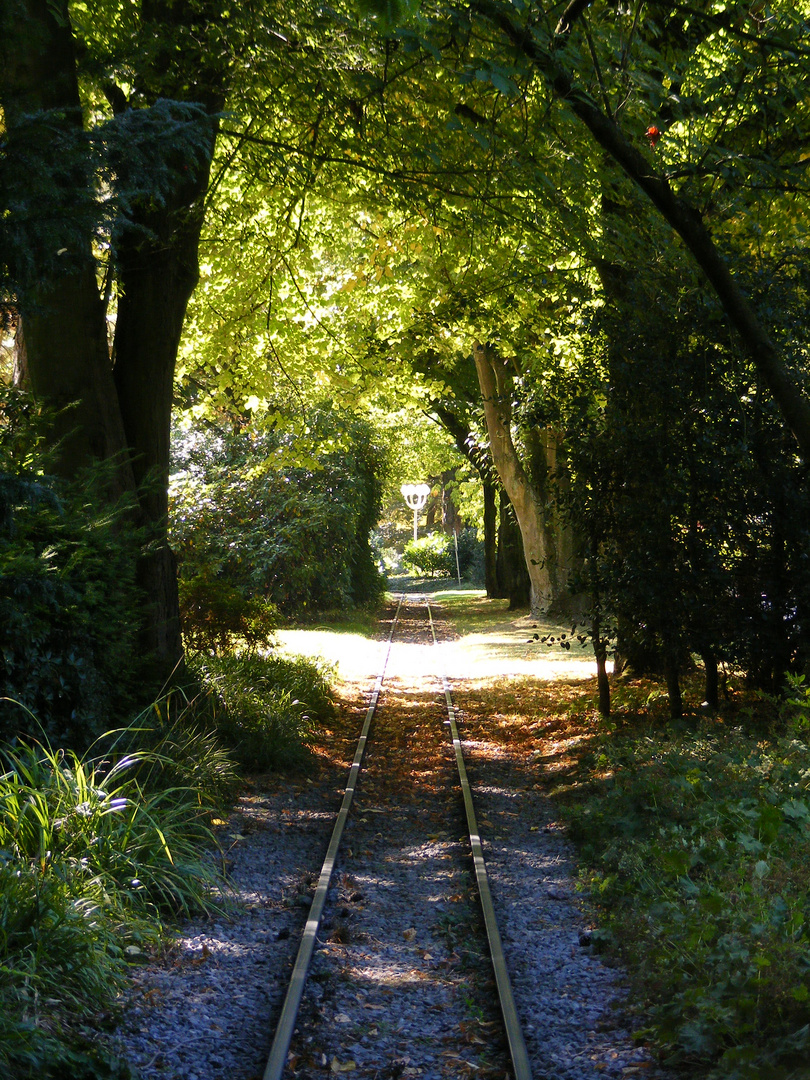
[702,651,719,711]
[482,476,498,598]
[496,491,531,608]
[593,611,611,717]
[113,190,214,672]
[474,340,571,617]
[665,652,683,720]
[109,0,225,675]
[440,468,460,534]
[1,0,134,493]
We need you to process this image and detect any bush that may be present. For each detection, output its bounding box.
[170,403,387,616]
[561,722,810,1078]
[178,571,278,655]
[188,651,336,771]
[0,389,144,748]
[0,721,228,1078]
[402,533,453,577]
[455,526,486,583]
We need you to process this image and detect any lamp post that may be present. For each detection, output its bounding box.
[400,483,431,542]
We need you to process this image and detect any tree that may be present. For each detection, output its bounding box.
[1,0,386,683]
[1,0,226,681]
[468,0,810,457]
[562,257,810,715]
[474,340,576,616]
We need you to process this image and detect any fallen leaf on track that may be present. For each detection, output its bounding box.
[330,1057,356,1073]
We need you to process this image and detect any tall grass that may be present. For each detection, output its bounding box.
[0,712,233,1079]
[0,648,336,1075]
[189,650,336,770]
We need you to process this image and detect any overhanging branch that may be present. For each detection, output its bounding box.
[472,0,810,460]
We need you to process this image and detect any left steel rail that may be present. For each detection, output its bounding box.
[262,594,404,1080]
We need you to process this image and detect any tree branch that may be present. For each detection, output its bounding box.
[556,0,593,36]
[473,0,810,460]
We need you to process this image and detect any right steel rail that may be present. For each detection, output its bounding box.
[426,597,533,1080]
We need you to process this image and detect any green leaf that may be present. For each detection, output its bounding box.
[781,798,809,824]
[489,70,518,96]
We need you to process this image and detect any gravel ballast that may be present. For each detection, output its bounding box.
[104,599,673,1080]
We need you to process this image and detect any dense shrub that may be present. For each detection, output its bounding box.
[0,721,228,1079]
[178,571,278,654]
[170,404,387,616]
[402,533,453,577]
[560,705,810,1078]
[455,526,486,583]
[189,650,336,770]
[0,390,144,747]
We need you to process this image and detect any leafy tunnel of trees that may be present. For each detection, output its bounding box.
[2,0,810,734]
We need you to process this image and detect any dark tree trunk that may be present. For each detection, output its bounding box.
[665,653,683,720]
[614,618,665,676]
[113,194,213,672]
[108,0,225,677]
[496,491,531,609]
[18,276,133,491]
[588,537,610,716]
[593,616,611,717]
[483,476,498,598]
[440,468,460,534]
[1,0,134,494]
[702,651,719,711]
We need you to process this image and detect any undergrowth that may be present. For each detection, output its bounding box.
[189,650,336,770]
[0,644,338,1077]
[554,675,810,1080]
[0,706,234,1079]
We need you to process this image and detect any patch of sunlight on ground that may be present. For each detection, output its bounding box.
[277,625,597,687]
[420,588,599,683]
[437,633,595,683]
[276,629,386,683]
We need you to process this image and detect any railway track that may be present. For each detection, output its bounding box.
[263,594,532,1080]
[108,593,671,1080]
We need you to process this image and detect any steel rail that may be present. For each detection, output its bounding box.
[262,594,404,1080]
[426,598,534,1080]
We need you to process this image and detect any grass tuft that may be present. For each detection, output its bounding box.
[0,712,231,1078]
[189,650,336,771]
